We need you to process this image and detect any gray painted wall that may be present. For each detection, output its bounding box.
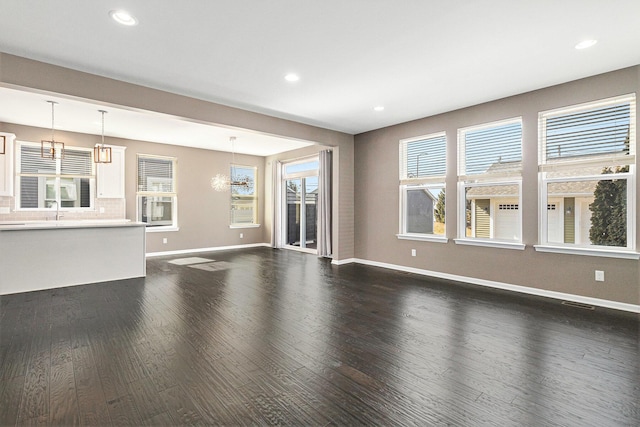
[1,53,636,305]
[0,123,266,253]
[0,53,355,260]
[354,66,640,305]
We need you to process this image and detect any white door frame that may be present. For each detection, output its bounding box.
[281,156,319,254]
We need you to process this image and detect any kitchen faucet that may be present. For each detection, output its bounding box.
[51,201,62,221]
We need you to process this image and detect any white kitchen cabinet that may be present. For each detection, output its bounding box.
[96,145,126,198]
[0,132,15,196]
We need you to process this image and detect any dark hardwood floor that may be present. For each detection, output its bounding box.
[1,247,638,426]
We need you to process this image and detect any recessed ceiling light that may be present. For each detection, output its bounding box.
[284,73,300,82]
[374,105,385,112]
[575,39,597,50]
[110,10,138,26]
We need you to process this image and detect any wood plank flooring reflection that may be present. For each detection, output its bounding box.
[1,248,638,425]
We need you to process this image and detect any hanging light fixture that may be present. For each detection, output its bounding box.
[211,136,252,192]
[41,101,65,159]
[211,172,231,192]
[94,110,112,163]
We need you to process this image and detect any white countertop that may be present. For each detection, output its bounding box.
[0,219,146,231]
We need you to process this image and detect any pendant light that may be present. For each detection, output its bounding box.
[41,101,65,159]
[211,136,251,192]
[94,110,112,163]
[211,172,231,192]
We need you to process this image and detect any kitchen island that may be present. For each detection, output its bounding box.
[0,220,146,295]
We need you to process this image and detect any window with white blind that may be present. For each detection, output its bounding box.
[16,142,94,210]
[230,164,257,226]
[398,132,447,241]
[136,154,177,229]
[537,94,636,257]
[457,118,523,247]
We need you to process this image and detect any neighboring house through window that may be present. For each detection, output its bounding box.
[230,164,258,226]
[137,154,177,229]
[457,118,523,247]
[16,142,94,211]
[398,132,447,242]
[537,94,636,256]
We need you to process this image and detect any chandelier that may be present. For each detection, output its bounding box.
[211,137,252,192]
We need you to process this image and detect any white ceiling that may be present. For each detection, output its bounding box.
[0,87,313,156]
[1,1,639,146]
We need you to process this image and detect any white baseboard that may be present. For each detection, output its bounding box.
[146,243,271,258]
[331,257,357,265]
[337,258,640,314]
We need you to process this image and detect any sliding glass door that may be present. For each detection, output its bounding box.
[283,158,319,253]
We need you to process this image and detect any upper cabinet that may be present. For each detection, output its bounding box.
[0,132,15,196]
[96,145,126,198]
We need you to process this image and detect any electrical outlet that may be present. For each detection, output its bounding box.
[0,206,10,214]
[99,207,105,214]
[411,249,416,257]
[595,270,604,282]
[163,238,168,244]
[240,233,244,239]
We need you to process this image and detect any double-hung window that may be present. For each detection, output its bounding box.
[16,142,94,210]
[398,132,447,242]
[137,154,177,229]
[537,94,636,257]
[230,164,258,227]
[457,118,523,247]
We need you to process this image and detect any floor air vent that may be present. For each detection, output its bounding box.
[561,300,595,310]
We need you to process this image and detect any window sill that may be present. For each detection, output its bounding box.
[534,245,640,260]
[14,208,97,213]
[145,226,180,233]
[454,238,526,250]
[396,233,448,243]
[229,224,261,229]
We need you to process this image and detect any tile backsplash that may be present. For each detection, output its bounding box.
[0,197,125,221]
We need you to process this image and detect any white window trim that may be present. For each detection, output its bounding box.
[230,163,258,227]
[456,179,523,244]
[457,117,522,180]
[398,184,447,240]
[280,155,320,251]
[538,93,636,166]
[136,154,178,230]
[539,171,635,251]
[15,141,96,212]
[282,156,320,179]
[537,94,636,252]
[145,226,180,233]
[397,233,448,243]
[457,118,523,244]
[136,195,179,232]
[533,245,640,260]
[454,238,526,250]
[398,131,447,240]
[399,131,446,184]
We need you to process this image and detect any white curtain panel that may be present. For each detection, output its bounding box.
[317,149,332,257]
[271,160,283,248]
